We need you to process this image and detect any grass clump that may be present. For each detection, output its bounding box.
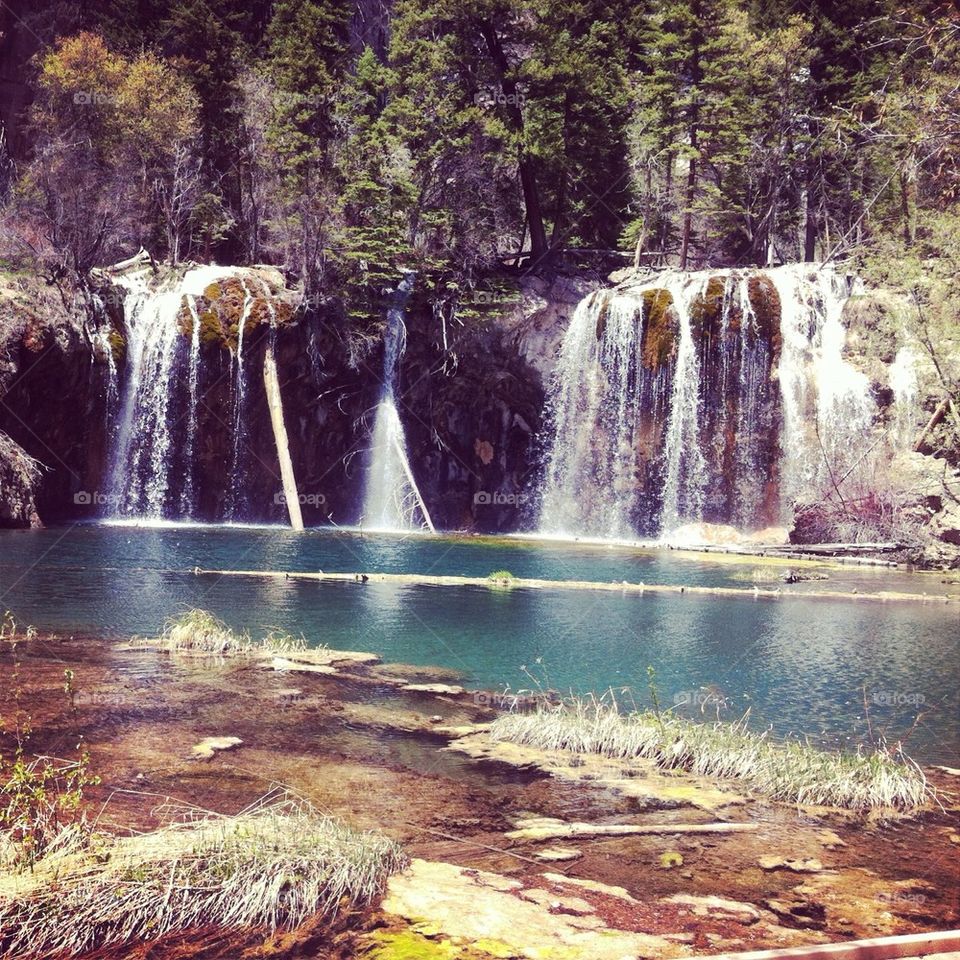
[154,610,310,656]
[487,570,515,584]
[0,793,407,957]
[489,697,931,812]
[159,609,249,654]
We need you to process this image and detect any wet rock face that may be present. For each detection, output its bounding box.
[0,432,41,527]
[0,278,112,525]
[399,289,549,533]
[691,273,783,529]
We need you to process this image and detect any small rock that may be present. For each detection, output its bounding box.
[816,830,846,849]
[759,856,824,873]
[534,847,582,863]
[764,898,827,930]
[429,714,444,723]
[190,736,243,760]
[401,683,466,696]
[665,893,761,924]
[520,888,594,916]
[542,873,637,903]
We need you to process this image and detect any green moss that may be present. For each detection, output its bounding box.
[747,275,782,352]
[199,309,222,344]
[364,930,461,959]
[689,275,728,339]
[593,292,610,340]
[107,329,126,364]
[640,288,677,370]
[203,282,222,300]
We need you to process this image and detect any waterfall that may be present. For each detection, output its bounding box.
[890,345,920,448]
[180,297,202,515]
[537,263,876,541]
[107,265,237,520]
[538,283,673,539]
[659,275,708,531]
[226,280,255,519]
[362,274,435,533]
[770,265,876,507]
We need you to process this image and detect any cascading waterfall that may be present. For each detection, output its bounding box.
[770,265,876,507]
[226,280,255,519]
[361,273,435,533]
[108,265,237,520]
[659,275,708,531]
[538,282,675,538]
[889,345,921,448]
[537,263,879,540]
[180,297,202,515]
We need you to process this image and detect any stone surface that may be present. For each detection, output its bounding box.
[534,847,583,863]
[380,858,678,960]
[401,683,466,696]
[450,731,747,812]
[759,856,825,873]
[542,873,638,903]
[664,893,762,924]
[190,736,243,760]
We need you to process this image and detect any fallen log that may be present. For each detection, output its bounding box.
[505,821,759,842]
[192,568,959,606]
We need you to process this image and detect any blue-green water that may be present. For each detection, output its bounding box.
[0,524,957,763]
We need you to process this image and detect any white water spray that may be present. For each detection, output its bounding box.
[362,274,435,533]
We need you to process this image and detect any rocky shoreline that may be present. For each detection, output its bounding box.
[1,632,957,959]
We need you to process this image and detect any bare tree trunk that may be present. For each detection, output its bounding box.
[679,132,697,270]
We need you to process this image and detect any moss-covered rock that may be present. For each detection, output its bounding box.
[747,275,782,352]
[107,328,126,365]
[689,275,729,340]
[593,291,611,341]
[639,288,677,370]
[175,271,299,351]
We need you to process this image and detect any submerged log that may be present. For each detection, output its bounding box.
[192,568,959,605]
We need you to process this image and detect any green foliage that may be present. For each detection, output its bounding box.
[2,1,956,324]
[0,649,99,871]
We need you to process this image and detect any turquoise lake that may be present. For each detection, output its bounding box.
[0,524,957,763]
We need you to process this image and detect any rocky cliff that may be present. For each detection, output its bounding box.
[0,260,956,567]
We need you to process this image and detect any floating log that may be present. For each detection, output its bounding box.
[192,568,959,606]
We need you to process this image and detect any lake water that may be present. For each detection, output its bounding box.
[0,524,957,763]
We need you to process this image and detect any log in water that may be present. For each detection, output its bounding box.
[193,568,958,605]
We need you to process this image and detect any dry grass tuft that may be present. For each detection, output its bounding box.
[0,794,406,957]
[147,610,311,656]
[490,697,931,812]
